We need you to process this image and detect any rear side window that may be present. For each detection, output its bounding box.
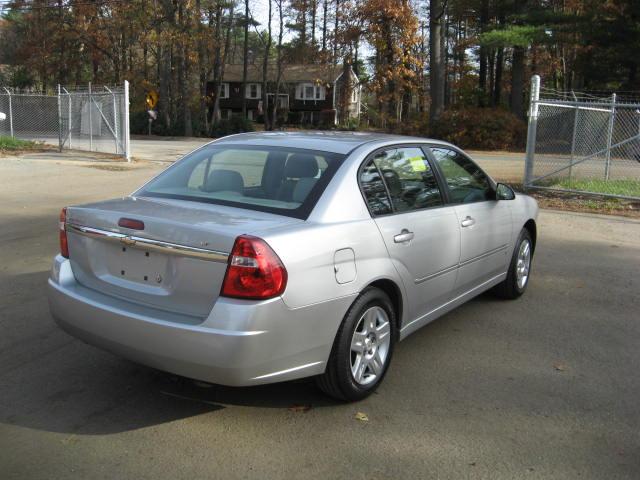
[360,160,392,215]
[360,147,443,215]
[137,145,344,219]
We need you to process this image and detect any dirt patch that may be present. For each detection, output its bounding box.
[81,164,135,172]
[0,147,55,157]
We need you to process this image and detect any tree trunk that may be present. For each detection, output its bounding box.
[493,47,503,106]
[178,2,192,136]
[211,6,234,130]
[322,0,328,52]
[262,0,273,130]
[241,0,249,118]
[478,0,489,106]
[429,0,445,123]
[272,0,285,129]
[311,0,317,46]
[196,0,208,135]
[510,46,525,118]
[210,6,223,126]
[333,0,340,62]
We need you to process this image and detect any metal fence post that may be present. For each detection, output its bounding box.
[569,106,579,181]
[104,86,119,154]
[604,93,616,180]
[65,87,72,150]
[3,87,14,138]
[88,82,93,151]
[57,84,63,152]
[112,88,119,154]
[524,75,540,188]
[123,80,131,162]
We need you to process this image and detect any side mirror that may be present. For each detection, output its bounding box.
[495,183,516,200]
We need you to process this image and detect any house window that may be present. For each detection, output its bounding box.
[297,83,326,101]
[246,83,261,99]
[352,88,358,103]
[220,83,229,99]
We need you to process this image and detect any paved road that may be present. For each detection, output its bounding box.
[11,136,529,181]
[1,156,639,479]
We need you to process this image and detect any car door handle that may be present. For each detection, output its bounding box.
[394,229,415,243]
[461,216,476,228]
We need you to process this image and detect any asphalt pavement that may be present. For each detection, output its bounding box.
[0,155,638,479]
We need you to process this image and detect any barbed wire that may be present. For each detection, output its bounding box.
[539,87,640,104]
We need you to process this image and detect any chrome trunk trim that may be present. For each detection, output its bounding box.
[66,223,229,263]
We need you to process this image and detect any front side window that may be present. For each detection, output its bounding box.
[137,145,344,219]
[360,147,443,215]
[430,147,493,204]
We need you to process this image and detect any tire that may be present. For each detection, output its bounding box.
[317,287,397,402]
[493,228,534,299]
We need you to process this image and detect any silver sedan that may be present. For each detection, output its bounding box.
[48,132,538,401]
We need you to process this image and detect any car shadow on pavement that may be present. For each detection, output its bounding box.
[0,269,338,436]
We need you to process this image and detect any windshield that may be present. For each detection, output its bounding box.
[136,144,346,219]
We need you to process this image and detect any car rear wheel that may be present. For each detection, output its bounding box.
[493,228,533,299]
[317,287,397,402]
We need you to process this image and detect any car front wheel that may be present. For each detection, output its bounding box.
[493,228,534,299]
[317,287,397,401]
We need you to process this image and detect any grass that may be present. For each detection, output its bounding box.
[550,178,640,198]
[0,135,39,152]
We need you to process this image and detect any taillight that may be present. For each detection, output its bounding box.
[59,207,69,258]
[221,235,287,299]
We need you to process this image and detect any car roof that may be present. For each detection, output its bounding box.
[212,131,452,154]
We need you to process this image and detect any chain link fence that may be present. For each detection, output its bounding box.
[524,76,640,200]
[0,82,130,160]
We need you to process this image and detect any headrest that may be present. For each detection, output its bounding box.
[204,169,244,193]
[382,169,402,195]
[292,177,317,203]
[284,154,318,178]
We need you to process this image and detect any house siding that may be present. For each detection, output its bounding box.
[206,65,358,125]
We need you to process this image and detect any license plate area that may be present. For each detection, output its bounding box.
[111,244,169,286]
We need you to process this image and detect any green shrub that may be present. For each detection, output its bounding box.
[210,116,255,137]
[430,108,526,151]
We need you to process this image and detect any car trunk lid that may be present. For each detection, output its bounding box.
[65,196,300,318]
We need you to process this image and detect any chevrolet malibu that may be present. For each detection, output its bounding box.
[48,132,538,401]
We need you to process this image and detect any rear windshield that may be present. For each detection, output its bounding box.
[136,144,345,219]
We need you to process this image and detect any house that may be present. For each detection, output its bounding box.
[206,64,361,126]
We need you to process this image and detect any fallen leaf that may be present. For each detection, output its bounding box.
[553,362,568,372]
[61,434,78,446]
[288,404,311,413]
[355,412,369,422]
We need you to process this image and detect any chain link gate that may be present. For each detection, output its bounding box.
[524,75,640,200]
[0,81,130,161]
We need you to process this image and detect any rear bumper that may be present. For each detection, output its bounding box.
[48,255,354,386]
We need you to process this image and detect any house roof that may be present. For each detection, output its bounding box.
[221,64,352,84]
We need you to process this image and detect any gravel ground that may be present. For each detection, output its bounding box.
[0,155,639,480]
